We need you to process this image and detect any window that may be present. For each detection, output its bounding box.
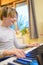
[16,2,29,31]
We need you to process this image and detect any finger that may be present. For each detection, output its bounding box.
[18,50,26,58]
[16,52,25,58]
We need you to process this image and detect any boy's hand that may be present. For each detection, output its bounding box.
[26,43,40,48]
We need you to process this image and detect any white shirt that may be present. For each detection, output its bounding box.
[0,26,26,57]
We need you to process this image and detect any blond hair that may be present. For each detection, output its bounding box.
[0,7,2,19]
[0,6,18,20]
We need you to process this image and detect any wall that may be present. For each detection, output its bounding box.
[34,0,43,43]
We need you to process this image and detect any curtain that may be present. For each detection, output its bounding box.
[29,0,38,38]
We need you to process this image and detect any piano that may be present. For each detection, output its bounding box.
[0,43,43,65]
[13,44,43,65]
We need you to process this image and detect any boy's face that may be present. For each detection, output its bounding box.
[3,15,17,27]
[8,17,17,27]
[2,11,18,27]
[8,12,18,26]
